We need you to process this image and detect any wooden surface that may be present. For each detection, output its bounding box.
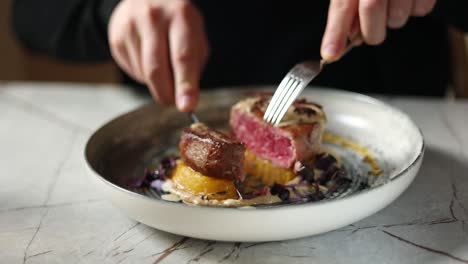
[0,0,24,80]
[0,0,118,83]
[449,28,468,97]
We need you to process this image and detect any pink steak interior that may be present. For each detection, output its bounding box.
[231,112,294,168]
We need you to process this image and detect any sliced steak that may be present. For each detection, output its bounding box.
[179,122,245,180]
[230,96,325,168]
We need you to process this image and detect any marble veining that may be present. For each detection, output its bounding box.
[0,83,467,264]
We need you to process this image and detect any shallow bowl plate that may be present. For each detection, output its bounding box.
[85,87,424,242]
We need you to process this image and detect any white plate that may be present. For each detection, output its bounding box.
[85,87,424,242]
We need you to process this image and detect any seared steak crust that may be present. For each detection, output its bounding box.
[179,123,245,180]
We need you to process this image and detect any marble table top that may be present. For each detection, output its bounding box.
[0,82,467,264]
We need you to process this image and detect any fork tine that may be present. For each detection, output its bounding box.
[268,79,299,124]
[265,77,294,123]
[263,76,291,121]
[265,57,328,125]
[272,82,307,125]
[266,79,296,123]
[270,80,300,125]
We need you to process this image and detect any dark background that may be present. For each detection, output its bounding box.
[1,0,467,97]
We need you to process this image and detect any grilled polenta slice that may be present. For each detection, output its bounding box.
[171,161,239,200]
[244,150,296,185]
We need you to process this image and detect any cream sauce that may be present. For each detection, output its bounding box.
[162,180,281,207]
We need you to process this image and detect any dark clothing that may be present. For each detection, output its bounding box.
[12,1,468,96]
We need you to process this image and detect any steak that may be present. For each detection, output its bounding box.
[179,122,246,180]
[230,96,325,168]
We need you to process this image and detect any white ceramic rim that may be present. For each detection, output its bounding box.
[84,87,425,212]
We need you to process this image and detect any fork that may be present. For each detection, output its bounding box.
[263,39,360,126]
[188,112,199,123]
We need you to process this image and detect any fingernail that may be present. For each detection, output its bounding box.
[353,38,364,47]
[388,10,405,29]
[322,44,339,61]
[178,94,192,112]
[350,28,359,39]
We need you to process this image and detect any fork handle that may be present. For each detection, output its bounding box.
[321,35,363,66]
[188,112,199,123]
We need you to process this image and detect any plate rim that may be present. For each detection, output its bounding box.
[84,86,425,211]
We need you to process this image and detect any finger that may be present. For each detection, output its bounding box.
[198,25,210,72]
[125,21,144,83]
[387,0,412,29]
[168,2,204,112]
[321,0,359,62]
[359,0,388,45]
[108,17,137,80]
[110,37,135,80]
[138,7,174,105]
[412,0,436,16]
[349,15,363,46]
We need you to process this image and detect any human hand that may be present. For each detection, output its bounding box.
[321,0,437,62]
[108,0,209,112]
